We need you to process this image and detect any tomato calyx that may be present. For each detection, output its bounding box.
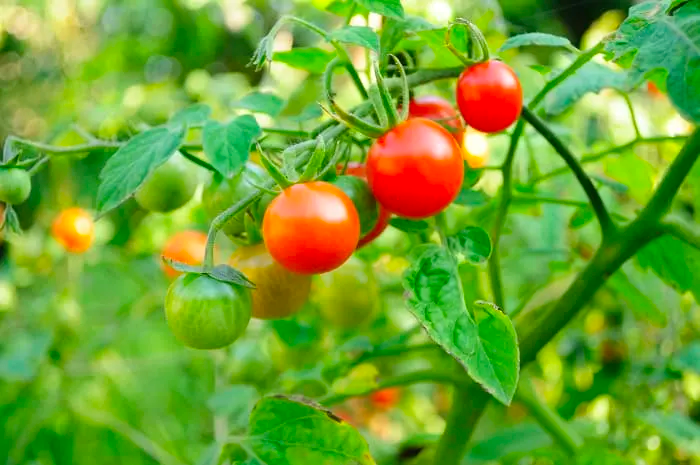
[322,55,410,139]
[162,257,256,289]
[445,18,490,67]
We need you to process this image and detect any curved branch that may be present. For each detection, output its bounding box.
[660,216,700,251]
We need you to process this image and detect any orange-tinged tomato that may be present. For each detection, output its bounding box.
[408,95,464,141]
[262,182,360,274]
[369,387,401,411]
[461,128,490,169]
[51,208,95,254]
[367,118,464,219]
[161,230,208,278]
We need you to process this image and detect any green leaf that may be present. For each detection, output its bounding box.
[403,245,519,404]
[637,235,700,302]
[331,26,380,52]
[247,396,375,465]
[355,0,404,19]
[637,410,700,455]
[605,0,700,124]
[465,423,552,462]
[273,48,335,74]
[207,385,259,423]
[208,265,256,289]
[544,62,630,116]
[0,330,53,382]
[97,125,185,215]
[607,271,667,326]
[2,136,36,164]
[1,204,21,234]
[569,206,595,229]
[326,0,368,17]
[389,218,431,233]
[499,33,574,53]
[170,104,212,126]
[670,343,700,374]
[591,173,630,194]
[604,152,653,204]
[271,320,319,348]
[454,188,489,206]
[576,450,634,465]
[447,226,492,265]
[236,92,285,117]
[380,16,436,56]
[203,115,261,178]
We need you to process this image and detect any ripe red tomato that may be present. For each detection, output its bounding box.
[366,118,464,219]
[647,81,663,98]
[161,230,208,278]
[369,387,401,411]
[408,95,464,141]
[51,208,95,254]
[262,182,360,274]
[342,162,391,248]
[456,60,523,133]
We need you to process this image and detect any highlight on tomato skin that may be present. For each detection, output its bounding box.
[461,127,490,169]
[407,95,465,141]
[51,208,95,254]
[262,181,360,275]
[366,118,464,220]
[160,230,208,278]
[456,60,523,134]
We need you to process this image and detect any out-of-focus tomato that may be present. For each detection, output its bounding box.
[0,168,31,205]
[461,127,490,169]
[230,243,311,320]
[134,154,198,212]
[408,95,464,141]
[342,162,391,248]
[161,230,208,278]
[0,281,17,313]
[332,175,380,237]
[369,387,401,410]
[313,256,379,329]
[367,118,464,219]
[262,182,360,274]
[51,208,95,254]
[456,60,523,133]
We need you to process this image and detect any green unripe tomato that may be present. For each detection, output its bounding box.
[313,256,380,329]
[202,163,266,239]
[0,168,31,205]
[135,153,198,212]
[332,175,379,236]
[165,273,252,350]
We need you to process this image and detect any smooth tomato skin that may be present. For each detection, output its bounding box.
[135,154,198,213]
[343,163,391,248]
[51,208,95,254]
[230,243,311,320]
[456,60,523,133]
[408,96,464,140]
[262,182,360,274]
[161,230,208,278]
[370,387,401,410]
[367,118,464,219]
[0,168,32,205]
[164,273,251,350]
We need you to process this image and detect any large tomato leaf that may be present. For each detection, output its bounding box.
[272,48,335,74]
[605,0,700,123]
[403,245,519,404]
[330,26,380,52]
[97,125,185,215]
[247,396,375,465]
[636,235,700,302]
[637,410,700,455]
[203,115,261,178]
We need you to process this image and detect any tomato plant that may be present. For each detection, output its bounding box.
[3,1,700,465]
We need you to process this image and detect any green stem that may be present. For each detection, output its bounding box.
[522,107,615,237]
[516,376,583,454]
[179,148,216,172]
[321,370,472,406]
[620,92,641,139]
[352,342,438,366]
[660,216,700,251]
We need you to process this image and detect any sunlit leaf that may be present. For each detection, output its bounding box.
[355,0,404,19]
[499,33,574,53]
[247,396,375,465]
[403,245,519,404]
[170,104,212,127]
[236,92,285,117]
[273,48,335,74]
[637,235,700,302]
[331,26,380,52]
[203,115,261,178]
[97,125,185,215]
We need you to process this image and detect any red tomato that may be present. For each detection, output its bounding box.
[51,208,95,254]
[161,230,208,278]
[370,387,401,411]
[408,95,464,141]
[366,118,464,219]
[647,81,663,98]
[343,162,391,248]
[456,60,523,133]
[262,182,360,274]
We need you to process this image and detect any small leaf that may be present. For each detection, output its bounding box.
[380,16,436,56]
[403,245,519,404]
[97,125,185,215]
[207,384,259,418]
[248,396,375,465]
[670,343,700,374]
[544,62,630,116]
[447,226,492,265]
[161,257,203,275]
[608,271,667,326]
[454,188,489,206]
[389,218,431,233]
[203,116,261,178]
[3,136,31,164]
[273,48,335,74]
[327,0,365,16]
[207,265,256,289]
[637,235,700,302]
[236,92,285,117]
[170,104,212,127]
[463,166,484,189]
[605,0,700,123]
[569,206,595,229]
[355,0,404,19]
[499,32,574,53]
[637,410,700,455]
[1,205,21,234]
[591,173,630,194]
[331,26,380,52]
